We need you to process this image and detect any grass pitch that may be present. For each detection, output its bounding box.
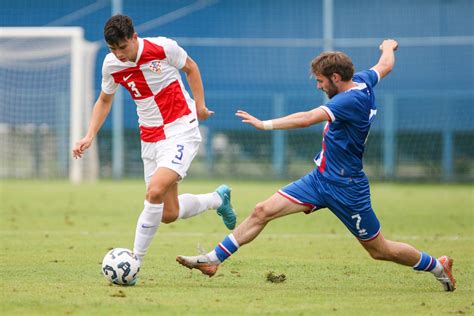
[1,179,473,315]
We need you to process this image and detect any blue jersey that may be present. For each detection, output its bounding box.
[314,69,380,184]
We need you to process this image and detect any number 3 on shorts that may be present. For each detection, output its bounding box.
[172,144,184,164]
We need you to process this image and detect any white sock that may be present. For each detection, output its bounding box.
[430,260,444,277]
[133,200,163,262]
[207,250,220,263]
[206,235,239,263]
[177,192,222,219]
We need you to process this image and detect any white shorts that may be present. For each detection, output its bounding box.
[141,127,201,185]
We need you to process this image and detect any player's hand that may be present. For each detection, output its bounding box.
[235,110,264,130]
[197,106,214,121]
[379,39,398,51]
[72,136,93,159]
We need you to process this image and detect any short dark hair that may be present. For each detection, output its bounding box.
[104,14,135,46]
[311,51,354,81]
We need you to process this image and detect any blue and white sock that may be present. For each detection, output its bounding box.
[211,234,239,263]
[413,252,443,276]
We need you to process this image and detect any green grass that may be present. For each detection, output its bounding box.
[1,179,473,315]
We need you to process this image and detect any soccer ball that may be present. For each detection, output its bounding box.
[101,248,141,286]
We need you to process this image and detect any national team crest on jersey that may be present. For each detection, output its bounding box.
[149,60,162,74]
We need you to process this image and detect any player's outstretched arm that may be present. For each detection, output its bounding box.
[182,56,214,121]
[235,107,330,131]
[372,39,398,80]
[72,91,114,159]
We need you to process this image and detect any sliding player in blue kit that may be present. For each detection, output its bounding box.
[176,39,455,291]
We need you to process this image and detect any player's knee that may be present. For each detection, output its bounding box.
[367,248,388,261]
[161,213,177,224]
[367,240,405,262]
[366,244,399,261]
[250,202,272,224]
[146,186,166,203]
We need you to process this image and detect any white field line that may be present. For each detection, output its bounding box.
[46,0,108,26]
[135,0,219,33]
[0,231,472,241]
[174,36,474,47]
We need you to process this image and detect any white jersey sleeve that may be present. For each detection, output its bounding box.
[157,37,188,69]
[101,55,119,94]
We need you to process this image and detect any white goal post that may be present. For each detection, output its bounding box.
[0,27,99,183]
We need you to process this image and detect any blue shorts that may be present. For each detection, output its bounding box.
[279,169,381,241]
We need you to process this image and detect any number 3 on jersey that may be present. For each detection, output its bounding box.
[127,81,142,98]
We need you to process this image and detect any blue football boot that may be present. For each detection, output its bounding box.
[215,184,237,229]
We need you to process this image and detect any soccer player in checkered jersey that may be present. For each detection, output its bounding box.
[177,39,456,291]
[72,15,236,265]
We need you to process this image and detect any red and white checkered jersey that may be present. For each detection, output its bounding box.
[101,37,198,142]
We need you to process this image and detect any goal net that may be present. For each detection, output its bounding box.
[0,27,99,182]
